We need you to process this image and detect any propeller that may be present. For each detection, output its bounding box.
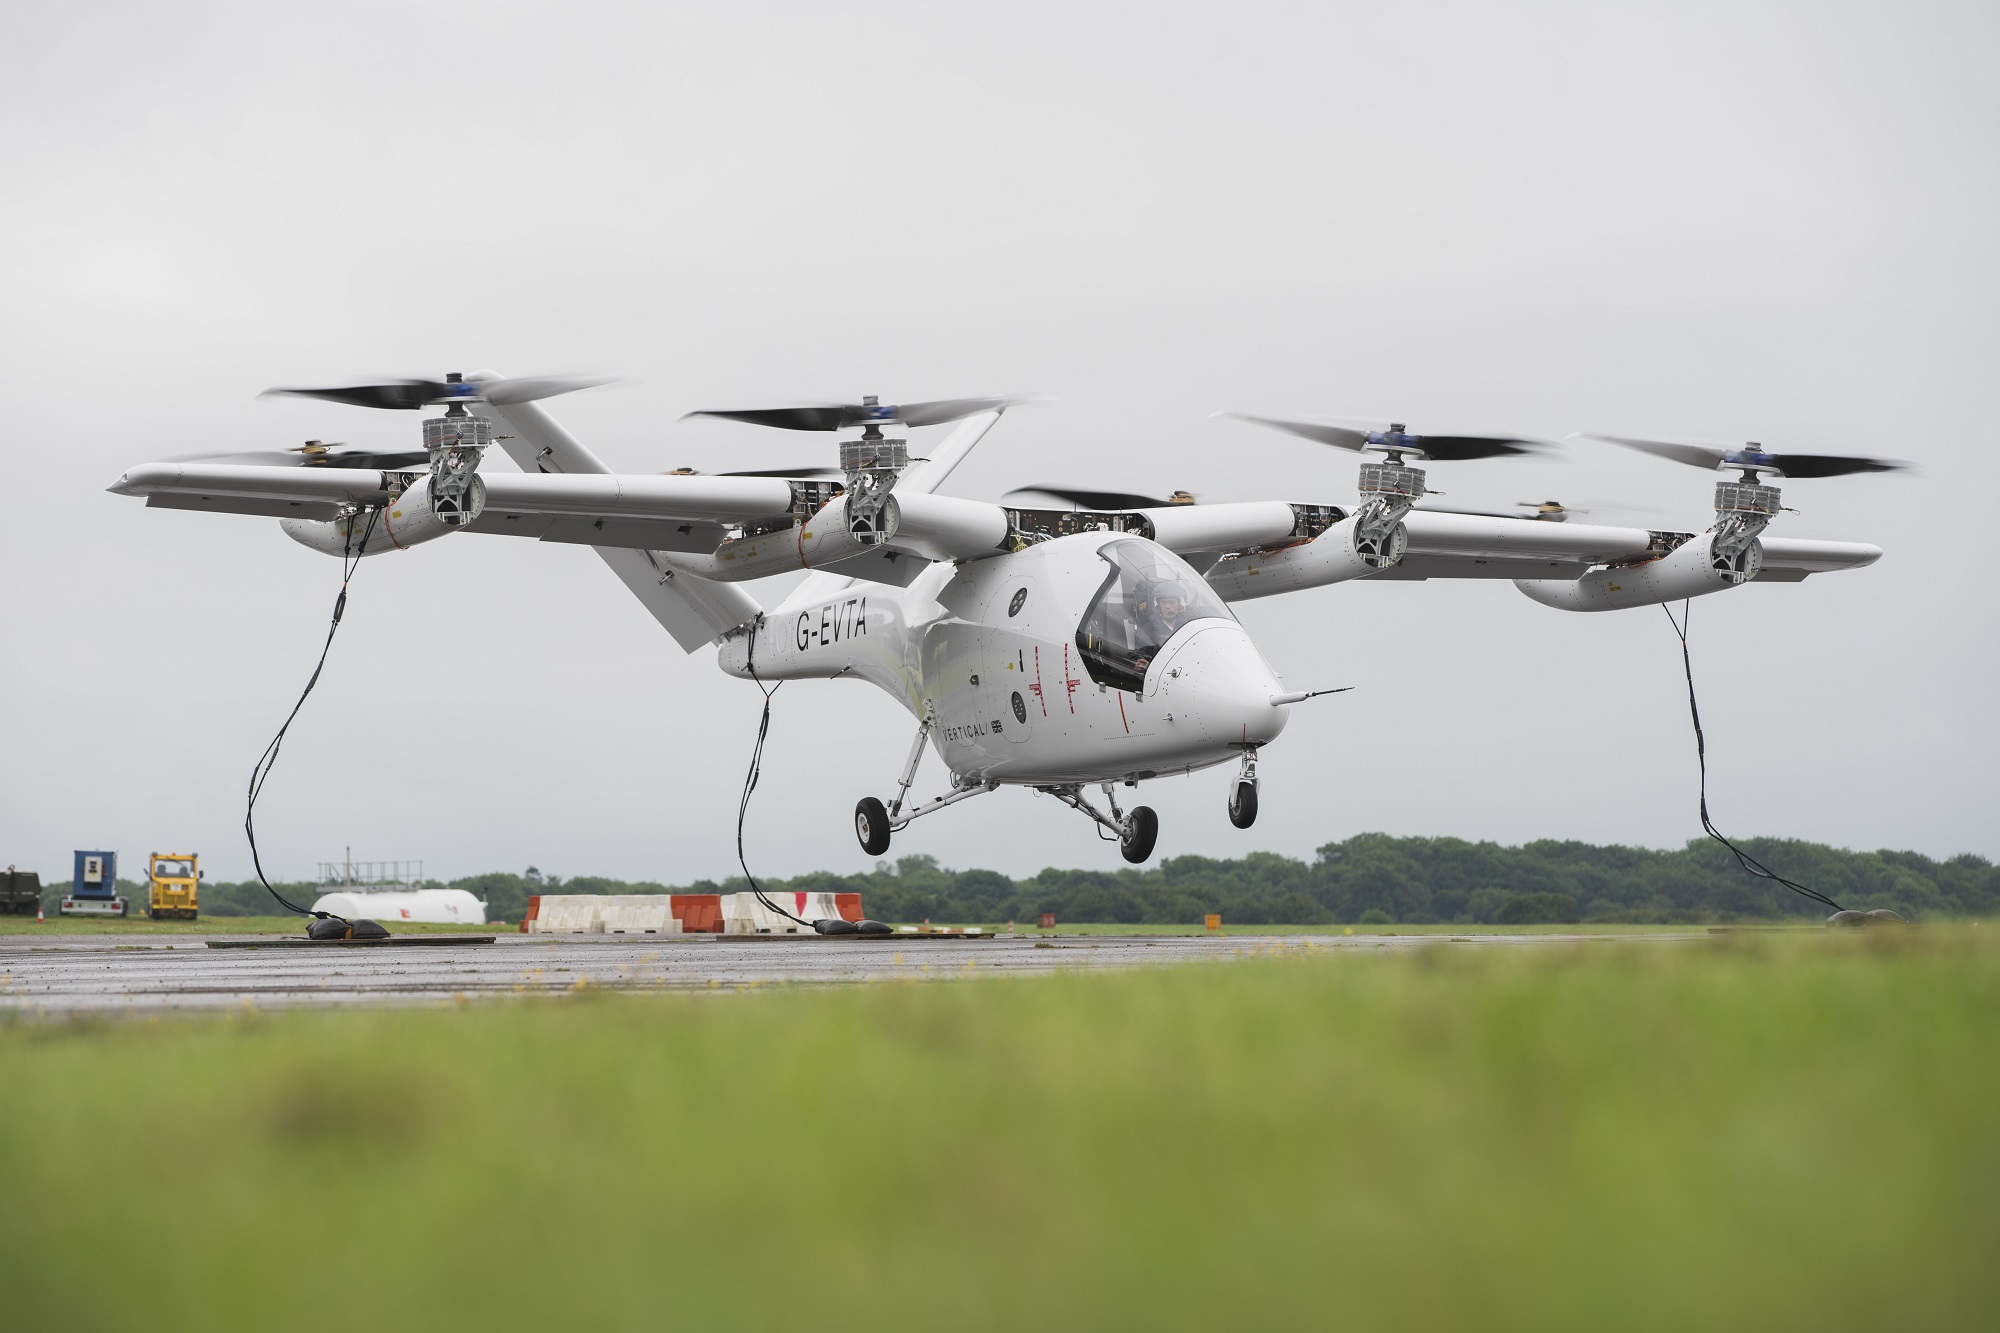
[666,466,846,479]
[260,372,619,411]
[1004,485,1197,510]
[169,441,432,470]
[1219,413,1555,461]
[683,394,1012,432]
[1417,499,1631,523]
[1578,433,1909,479]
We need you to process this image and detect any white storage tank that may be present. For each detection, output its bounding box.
[309,889,486,925]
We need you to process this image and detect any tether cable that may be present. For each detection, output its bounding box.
[243,506,381,920]
[1663,600,1845,913]
[737,618,814,929]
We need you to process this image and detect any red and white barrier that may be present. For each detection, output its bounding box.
[524,891,863,935]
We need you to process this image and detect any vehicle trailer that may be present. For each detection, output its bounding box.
[60,850,126,917]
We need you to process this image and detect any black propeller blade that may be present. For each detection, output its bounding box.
[169,442,432,470]
[1745,453,1903,479]
[1005,486,1194,510]
[667,465,847,479]
[1219,413,1551,461]
[261,373,618,411]
[262,380,443,411]
[684,395,1012,432]
[1580,433,1909,479]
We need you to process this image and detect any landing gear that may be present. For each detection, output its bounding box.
[855,797,892,856]
[855,709,995,854]
[1040,783,1161,864]
[1120,806,1159,863]
[1228,748,1260,829]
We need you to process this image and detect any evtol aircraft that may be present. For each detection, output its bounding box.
[109,374,1893,866]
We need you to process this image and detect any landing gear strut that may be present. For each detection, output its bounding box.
[1041,784,1159,863]
[1228,748,1259,829]
[853,710,995,855]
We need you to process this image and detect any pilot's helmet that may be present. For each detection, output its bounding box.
[1138,577,1191,617]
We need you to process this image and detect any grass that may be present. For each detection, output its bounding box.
[2,931,1994,1330]
[0,915,1706,938]
[962,920,1707,936]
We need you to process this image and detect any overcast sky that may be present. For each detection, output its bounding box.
[3,0,1994,889]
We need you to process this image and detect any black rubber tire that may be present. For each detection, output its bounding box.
[1228,782,1258,829]
[1120,805,1160,864]
[854,797,892,856]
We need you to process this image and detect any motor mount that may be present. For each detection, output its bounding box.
[422,404,490,528]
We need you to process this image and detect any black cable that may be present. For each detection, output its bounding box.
[243,507,381,920]
[736,618,813,929]
[1662,600,1845,914]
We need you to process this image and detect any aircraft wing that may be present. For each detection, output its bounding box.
[1379,515,1879,581]
[109,462,797,525]
[1208,508,1882,602]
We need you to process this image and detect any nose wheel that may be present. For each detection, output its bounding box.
[1227,748,1260,829]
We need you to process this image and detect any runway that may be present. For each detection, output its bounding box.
[0,930,1704,1015]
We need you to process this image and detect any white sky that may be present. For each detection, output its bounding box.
[3,0,1995,885]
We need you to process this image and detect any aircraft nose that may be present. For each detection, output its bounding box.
[1152,621,1290,747]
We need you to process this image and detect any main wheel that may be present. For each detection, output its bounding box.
[1120,805,1159,863]
[1228,781,1258,829]
[854,797,893,856]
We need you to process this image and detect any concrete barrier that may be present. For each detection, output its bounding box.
[601,898,683,935]
[525,891,867,935]
[530,895,611,934]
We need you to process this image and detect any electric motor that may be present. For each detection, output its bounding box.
[1713,481,1781,516]
[423,415,495,451]
[1357,462,1427,502]
[840,436,909,473]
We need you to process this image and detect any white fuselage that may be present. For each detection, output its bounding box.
[717,532,1291,785]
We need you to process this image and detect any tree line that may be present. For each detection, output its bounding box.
[183,835,1996,924]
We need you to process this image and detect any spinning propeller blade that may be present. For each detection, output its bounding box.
[1579,433,1909,478]
[1005,485,1194,511]
[1219,413,1551,461]
[666,465,847,479]
[683,395,1013,432]
[168,442,432,470]
[261,372,619,410]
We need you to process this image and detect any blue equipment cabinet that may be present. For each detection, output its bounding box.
[61,849,127,917]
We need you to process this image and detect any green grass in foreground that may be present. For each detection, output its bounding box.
[974,920,1705,936]
[0,915,1707,937]
[3,932,1995,1331]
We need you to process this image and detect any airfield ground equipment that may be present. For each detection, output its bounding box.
[145,853,200,920]
[1,867,42,915]
[60,850,126,918]
[108,374,1905,920]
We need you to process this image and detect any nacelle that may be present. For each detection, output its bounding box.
[279,475,475,558]
[1515,531,1758,612]
[1203,515,1397,602]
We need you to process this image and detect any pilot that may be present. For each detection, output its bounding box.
[1131,580,1192,673]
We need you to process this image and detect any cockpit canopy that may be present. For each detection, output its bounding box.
[1074,539,1234,693]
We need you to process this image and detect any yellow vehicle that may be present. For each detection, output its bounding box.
[147,853,201,920]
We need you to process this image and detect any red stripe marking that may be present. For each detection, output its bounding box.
[1031,646,1047,716]
[1117,690,1129,733]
